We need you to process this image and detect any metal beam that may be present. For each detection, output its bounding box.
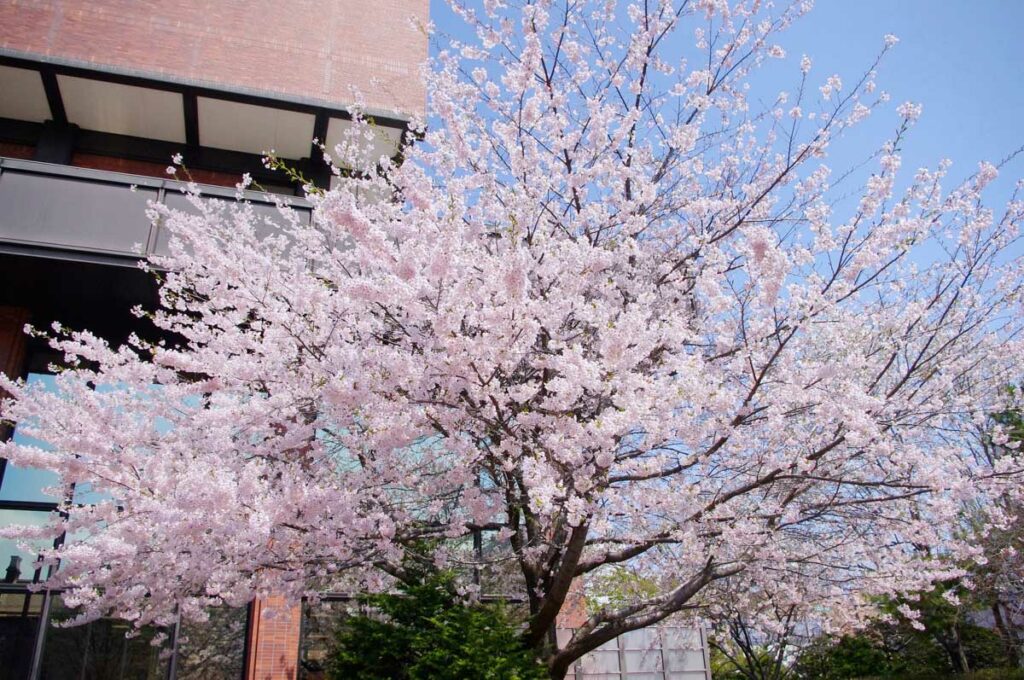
[308,111,331,187]
[0,499,59,512]
[73,127,295,187]
[27,589,53,680]
[311,111,329,159]
[183,92,200,148]
[38,67,67,125]
[0,54,412,132]
[0,116,291,185]
[0,116,40,145]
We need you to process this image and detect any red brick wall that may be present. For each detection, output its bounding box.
[557,579,589,629]
[247,597,302,680]
[0,142,34,159]
[0,0,428,117]
[0,146,247,185]
[0,307,30,439]
[70,152,240,186]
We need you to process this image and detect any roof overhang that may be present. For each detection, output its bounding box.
[0,52,411,173]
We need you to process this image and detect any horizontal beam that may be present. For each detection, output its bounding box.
[0,499,58,512]
[0,116,41,145]
[75,128,289,185]
[0,117,305,189]
[0,53,412,132]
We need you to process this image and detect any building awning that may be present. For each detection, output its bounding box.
[0,55,409,169]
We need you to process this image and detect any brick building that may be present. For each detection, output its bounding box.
[0,2,425,678]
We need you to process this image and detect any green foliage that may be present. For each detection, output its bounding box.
[959,624,1017,672]
[962,670,1024,680]
[585,566,660,612]
[792,632,897,680]
[326,570,545,680]
[791,617,1016,680]
[711,640,789,679]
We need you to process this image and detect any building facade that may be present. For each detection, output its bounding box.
[0,2,425,678]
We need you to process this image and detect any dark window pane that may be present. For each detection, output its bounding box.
[175,606,248,680]
[40,595,168,680]
[299,600,353,680]
[0,590,42,680]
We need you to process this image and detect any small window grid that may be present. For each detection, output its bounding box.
[562,626,711,680]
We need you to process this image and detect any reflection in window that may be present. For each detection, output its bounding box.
[0,462,60,503]
[0,590,42,678]
[299,600,354,680]
[1,373,63,585]
[175,606,248,680]
[42,594,168,680]
[2,373,61,503]
[0,509,51,583]
[1,374,254,678]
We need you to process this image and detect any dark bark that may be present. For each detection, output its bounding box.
[544,562,739,678]
[991,600,1020,668]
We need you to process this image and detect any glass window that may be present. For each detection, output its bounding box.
[1,373,61,504]
[580,649,621,674]
[624,649,662,672]
[40,594,168,680]
[663,647,705,672]
[71,481,111,507]
[1,373,66,585]
[299,599,354,680]
[0,462,60,503]
[622,627,659,649]
[174,606,248,680]
[1,373,253,679]
[0,590,43,679]
[0,509,52,583]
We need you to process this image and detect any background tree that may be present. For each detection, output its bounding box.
[327,567,543,680]
[968,391,1024,665]
[708,602,802,680]
[2,1,1024,677]
[791,587,1017,679]
[708,610,794,680]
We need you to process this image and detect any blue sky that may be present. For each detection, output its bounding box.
[780,0,1024,198]
[430,0,1024,202]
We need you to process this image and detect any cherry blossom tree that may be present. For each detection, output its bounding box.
[963,396,1024,664]
[3,0,1024,676]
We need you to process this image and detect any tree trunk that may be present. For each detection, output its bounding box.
[991,600,1020,667]
[547,655,571,680]
[950,625,970,673]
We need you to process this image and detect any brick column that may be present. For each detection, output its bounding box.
[246,597,302,680]
[556,579,589,629]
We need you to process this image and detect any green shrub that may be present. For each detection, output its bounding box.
[959,624,1015,671]
[961,670,1024,680]
[326,570,545,680]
